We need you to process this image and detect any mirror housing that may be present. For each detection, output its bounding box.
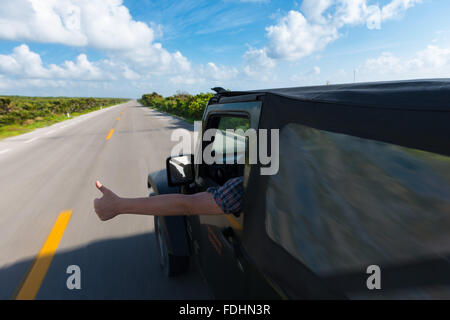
[166,154,195,187]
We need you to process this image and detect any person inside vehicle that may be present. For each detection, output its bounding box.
[93,176,243,221]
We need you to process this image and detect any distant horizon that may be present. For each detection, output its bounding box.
[0,94,135,100]
[3,76,450,100]
[1,0,449,98]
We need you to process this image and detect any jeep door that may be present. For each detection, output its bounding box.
[189,101,271,299]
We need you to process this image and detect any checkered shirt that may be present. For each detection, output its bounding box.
[206,176,244,215]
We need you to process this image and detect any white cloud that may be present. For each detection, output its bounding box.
[242,47,276,80]
[0,43,240,96]
[121,66,141,81]
[246,0,421,66]
[117,44,192,76]
[290,66,321,82]
[361,45,450,80]
[168,62,239,86]
[169,75,200,86]
[0,0,191,75]
[266,10,339,61]
[0,0,430,97]
[415,45,450,69]
[0,0,153,50]
[0,76,71,91]
[0,44,46,78]
[381,0,421,21]
[0,51,22,75]
[301,0,334,23]
[313,66,321,75]
[50,54,103,80]
[0,44,103,80]
[203,62,239,81]
[364,52,401,74]
[333,0,375,25]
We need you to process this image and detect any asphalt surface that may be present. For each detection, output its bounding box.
[0,100,211,299]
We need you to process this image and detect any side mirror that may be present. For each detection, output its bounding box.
[166,154,195,187]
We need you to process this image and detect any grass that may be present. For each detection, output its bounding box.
[0,104,120,140]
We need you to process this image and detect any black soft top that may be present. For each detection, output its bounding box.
[213,79,450,157]
[216,78,450,111]
[239,79,450,299]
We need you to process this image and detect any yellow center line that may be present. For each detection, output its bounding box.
[106,129,114,140]
[15,210,72,300]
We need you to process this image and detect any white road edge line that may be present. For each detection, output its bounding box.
[7,103,126,146]
[0,149,11,155]
[25,137,39,144]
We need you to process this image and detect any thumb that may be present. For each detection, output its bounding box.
[95,180,108,194]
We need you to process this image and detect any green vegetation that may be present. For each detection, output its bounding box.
[139,91,214,122]
[218,116,250,131]
[0,96,127,139]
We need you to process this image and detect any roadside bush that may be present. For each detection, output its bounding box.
[0,96,127,126]
[139,91,213,120]
[0,98,13,115]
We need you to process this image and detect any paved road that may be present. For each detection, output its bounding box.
[0,100,211,299]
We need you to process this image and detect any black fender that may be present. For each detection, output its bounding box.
[148,169,191,257]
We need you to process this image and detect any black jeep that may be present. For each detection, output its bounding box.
[148,79,450,299]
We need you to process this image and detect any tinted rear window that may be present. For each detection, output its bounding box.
[265,123,450,296]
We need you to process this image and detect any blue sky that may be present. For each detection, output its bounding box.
[0,0,449,98]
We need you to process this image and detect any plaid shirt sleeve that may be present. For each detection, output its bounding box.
[206,176,244,215]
